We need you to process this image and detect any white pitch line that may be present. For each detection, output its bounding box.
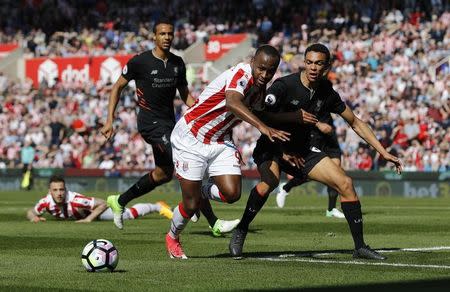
[396,246,450,252]
[258,257,450,270]
[308,246,450,257]
[257,246,450,269]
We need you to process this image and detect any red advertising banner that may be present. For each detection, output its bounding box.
[0,43,18,58]
[204,34,247,61]
[25,55,133,87]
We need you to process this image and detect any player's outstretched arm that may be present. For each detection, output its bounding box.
[76,198,108,223]
[257,109,317,126]
[226,90,290,142]
[26,208,46,223]
[340,105,403,174]
[100,76,129,141]
[178,85,196,108]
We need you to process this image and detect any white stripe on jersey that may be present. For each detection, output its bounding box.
[183,63,253,144]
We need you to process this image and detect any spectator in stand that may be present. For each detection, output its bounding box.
[0,2,448,173]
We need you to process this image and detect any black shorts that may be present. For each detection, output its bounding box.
[322,134,342,159]
[252,139,327,178]
[137,110,175,167]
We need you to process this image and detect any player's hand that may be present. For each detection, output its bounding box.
[316,122,333,135]
[282,153,305,168]
[382,153,403,174]
[32,217,46,223]
[299,109,318,125]
[76,218,92,223]
[260,126,290,142]
[100,121,114,141]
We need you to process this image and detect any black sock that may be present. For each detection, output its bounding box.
[327,187,339,211]
[200,198,218,227]
[237,187,269,231]
[118,172,157,207]
[283,177,307,192]
[341,201,365,249]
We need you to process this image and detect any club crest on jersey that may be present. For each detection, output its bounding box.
[290,100,300,105]
[151,70,158,75]
[174,67,178,75]
[315,100,323,111]
[182,162,189,171]
[162,134,168,145]
[238,77,248,88]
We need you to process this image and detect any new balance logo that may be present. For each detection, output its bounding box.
[151,70,158,75]
[310,146,322,153]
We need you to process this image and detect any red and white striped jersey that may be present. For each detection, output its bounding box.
[183,62,254,144]
[33,191,95,220]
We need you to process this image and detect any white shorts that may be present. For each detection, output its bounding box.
[171,119,242,181]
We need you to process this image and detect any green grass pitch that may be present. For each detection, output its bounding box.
[1,189,450,291]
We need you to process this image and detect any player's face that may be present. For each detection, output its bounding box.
[304,51,329,83]
[49,182,66,204]
[154,24,174,51]
[251,53,280,87]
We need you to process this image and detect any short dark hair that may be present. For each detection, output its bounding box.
[255,44,281,60]
[48,174,65,186]
[153,17,173,33]
[305,43,331,63]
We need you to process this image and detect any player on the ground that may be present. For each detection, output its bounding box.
[165,45,302,259]
[276,115,345,219]
[26,175,173,223]
[229,43,402,260]
[100,17,238,234]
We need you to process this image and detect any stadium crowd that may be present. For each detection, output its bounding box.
[0,0,449,172]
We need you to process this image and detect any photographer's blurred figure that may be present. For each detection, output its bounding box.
[21,141,35,190]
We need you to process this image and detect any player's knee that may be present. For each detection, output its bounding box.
[183,200,200,215]
[226,193,241,204]
[265,177,279,194]
[338,176,353,195]
[220,186,241,204]
[157,167,174,184]
[158,174,172,184]
[258,185,274,197]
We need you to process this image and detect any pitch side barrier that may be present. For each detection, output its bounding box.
[0,169,449,198]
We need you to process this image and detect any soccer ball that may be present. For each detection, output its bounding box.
[81,239,119,272]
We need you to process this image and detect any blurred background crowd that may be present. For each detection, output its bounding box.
[0,0,449,172]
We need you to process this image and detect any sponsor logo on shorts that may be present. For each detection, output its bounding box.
[310,146,322,153]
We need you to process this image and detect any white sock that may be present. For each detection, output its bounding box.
[125,203,160,219]
[169,205,189,239]
[201,183,226,202]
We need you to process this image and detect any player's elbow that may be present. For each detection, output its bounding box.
[225,99,236,112]
[225,95,240,112]
[99,202,107,210]
[95,199,107,211]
